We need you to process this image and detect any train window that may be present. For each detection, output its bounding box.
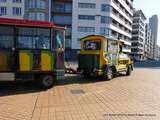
[53,29,65,50]
[36,28,50,49]
[0,26,14,49]
[17,27,50,49]
[107,40,118,53]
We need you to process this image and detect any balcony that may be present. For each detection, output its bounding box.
[51,2,72,14]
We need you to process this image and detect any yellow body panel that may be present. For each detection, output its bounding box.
[19,52,31,71]
[80,35,133,72]
[0,52,8,71]
[80,36,108,68]
[41,52,52,71]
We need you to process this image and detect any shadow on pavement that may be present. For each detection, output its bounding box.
[56,74,127,86]
[0,77,101,97]
[56,75,99,86]
[0,73,128,97]
[0,81,44,97]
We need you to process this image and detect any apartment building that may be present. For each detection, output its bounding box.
[144,23,152,59]
[0,0,134,60]
[155,45,160,61]
[131,10,146,61]
[0,0,24,19]
[50,0,134,60]
[72,0,133,51]
[149,15,159,60]
[24,0,50,21]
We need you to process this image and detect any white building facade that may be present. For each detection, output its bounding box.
[24,0,51,21]
[149,15,159,60]
[155,45,160,61]
[144,23,152,60]
[0,0,24,19]
[72,0,133,50]
[131,10,146,61]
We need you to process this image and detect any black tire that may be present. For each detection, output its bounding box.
[38,75,55,89]
[126,66,132,76]
[105,67,113,80]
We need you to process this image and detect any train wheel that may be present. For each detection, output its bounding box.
[39,75,55,89]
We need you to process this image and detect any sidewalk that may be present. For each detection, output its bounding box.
[0,68,160,120]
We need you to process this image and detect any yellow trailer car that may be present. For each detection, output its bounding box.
[78,35,133,80]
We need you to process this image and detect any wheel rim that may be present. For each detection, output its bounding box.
[43,76,54,87]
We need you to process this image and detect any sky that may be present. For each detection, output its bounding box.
[134,0,160,45]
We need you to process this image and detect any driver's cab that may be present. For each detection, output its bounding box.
[103,37,133,71]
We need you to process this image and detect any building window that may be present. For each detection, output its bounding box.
[78,26,95,33]
[36,12,46,21]
[131,48,138,52]
[13,7,22,16]
[52,2,72,13]
[52,15,72,25]
[101,16,111,24]
[28,12,36,20]
[65,27,72,37]
[27,0,46,9]
[0,6,7,15]
[65,3,72,13]
[78,3,96,9]
[27,0,35,8]
[78,15,95,20]
[101,4,111,12]
[37,0,46,9]
[13,0,21,3]
[28,12,46,21]
[0,0,6,2]
[100,28,111,36]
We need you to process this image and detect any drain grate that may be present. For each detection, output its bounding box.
[70,89,85,95]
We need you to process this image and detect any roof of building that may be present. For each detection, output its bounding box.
[134,10,147,20]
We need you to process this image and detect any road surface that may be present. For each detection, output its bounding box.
[0,61,160,120]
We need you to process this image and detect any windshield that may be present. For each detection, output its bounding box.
[83,40,101,50]
[0,26,14,49]
[107,40,119,53]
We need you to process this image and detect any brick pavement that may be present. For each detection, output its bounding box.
[0,68,160,120]
[0,93,39,120]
